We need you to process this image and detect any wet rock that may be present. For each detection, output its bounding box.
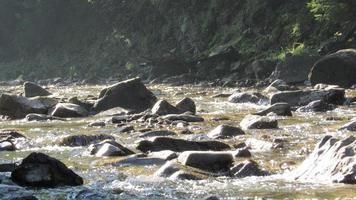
[231,160,269,178]
[94,77,157,113]
[228,92,268,104]
[207,125,245,139]
[0,94,49,119]
[240,115,278,130]
[154,161,181,177]
[89,140,134,157]
[0,130,26,151]
[50,103,89,118]
[233,148,252,158]
[112,155,165,167]
[271,55,320,84]
[205,195,220,200]
[11,152,83,187]
[59,134,114,147]
[264,79,290,93]
[270,88,345,107]
[339,120,356,131]
[161,113,204,122]
[136,137,231,153]
[25,114,63,121]
[139,130,177,138]
[148,150,178,160]
[23,82,51,98]
[291,135,356,184]
[0,163,17,172]
[117,125,134,133]
[154,161,208,180]
[178,151,233,173]
[309,49,356,88]
[169,170,203,180]
[297,100,335,112]
[254,103,292,116]
[111,115,130,123]
[68,97,94,112]
[247,59,276,80]
[151,100,180,115]
[0,141,16,151]
[175,97,196,114]
[9,195,38,200]
[88,121,106,127]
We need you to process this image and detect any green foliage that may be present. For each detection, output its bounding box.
[307,0,349,22]
[274,43,307,60]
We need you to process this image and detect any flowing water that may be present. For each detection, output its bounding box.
[0,84,355,199]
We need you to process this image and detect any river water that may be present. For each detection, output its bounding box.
[0,84,355,199]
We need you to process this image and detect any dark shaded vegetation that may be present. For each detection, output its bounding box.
[0,0,355,81]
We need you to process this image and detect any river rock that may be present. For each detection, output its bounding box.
[0,130,26,151]
[112,155,165,167]
[154,161,181,178]
[0,94,49,119]
[270,88,345,107]
[254,103,292,116]
[231,160,269,178]
[161,113,204,122]
[25,114,63,121]
[271,55,320,84]
[296,100,335,112]
[11,152,83,187]
[207,125,245,139]
[136,137,231,153]
[151,100,180,115]
[309,49,356,88]
[116,125,134,133]
[178,151,234,173]
[59,134,114,146]
[175,97,196,114]
[68,97,94,112]
[50,103,89,118]
[88,121,106,127]
[264,79,290,93]
[148,150,178,160]
[139,130,177,138]
[89,140,134,157]
[93,77,157,113]
[228,92,268,104]
[291,135,355,184]
[154,161,208,180]
[240,115,278,130]
[23,82,51,98]
[339,120,356,131]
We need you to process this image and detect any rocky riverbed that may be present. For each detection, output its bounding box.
[0,79,355,199]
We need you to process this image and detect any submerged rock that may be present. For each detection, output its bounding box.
[136,137,231,153]
[161,113,204,122]
[175,97,196,114]
[207,125,245,139]
[50,103,89,118]
[178,151,234,173]
[59,134,114,147]
[151,100,180,115]
[94,77,157,113]
[23,82,51,98]
[240,115,278,130]
[291,136,356,184]
[254,103,292,116]
[25,114,63,121]
[89,140,134,157]
[11,152,83,187]
[309,49,356,88]
[228,92,268,104]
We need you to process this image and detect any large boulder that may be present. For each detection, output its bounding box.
[136,137,231,153]
[178,151,234,173]
[23,82,51,98]
[11,152,83,187]
[309,49,356,88]
[93,78,157,113]
[270,88,345,107]
[271,55,320,84]
[50,103,89,118]
[0,94,49,119]
[291,136,356,184]
[207,125,245,139]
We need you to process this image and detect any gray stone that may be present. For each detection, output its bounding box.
[228,92,268,105]
[231,160,269,178]
[151,100,180,115]
[23,82,51,98]
[94,78,157,113]
[297,100,335,112]
[50,103,89,118]
[254,103,292,116]
[139,130,177,138]
[161,113,204,122]
[339,120,356,131]
[59,134,114,147]
[240,115,278,130]
[207,125,245,139]
[175,97,196,114]
[89,140,134,157]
